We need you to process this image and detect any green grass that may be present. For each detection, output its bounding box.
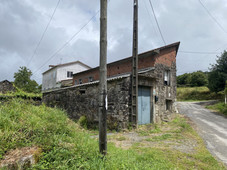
[206,102,227,115]
[0,99,225,169]
[177,86,223,101]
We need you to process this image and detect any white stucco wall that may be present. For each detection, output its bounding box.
[42,67,58,91]
[42,62,89,91]
[56,63,88,82]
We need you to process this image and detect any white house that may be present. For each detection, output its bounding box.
[42,61,91,91]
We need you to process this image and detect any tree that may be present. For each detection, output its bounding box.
[177,73,191,86]
[14,66,40,93]
[190,71,208,87]
[208,51,227,93]
[177,71,208,87]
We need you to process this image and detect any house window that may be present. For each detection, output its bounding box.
[164,70,170,86]
[75,80,77,85]
[67,71,73,78]
[166,100,172,111]
[88,76,93,82]
[79,79,82,84]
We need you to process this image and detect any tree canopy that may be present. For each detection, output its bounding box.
[14,66,40,93]
[208,51,227,93]
[177,71,208,87]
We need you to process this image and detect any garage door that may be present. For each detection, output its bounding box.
[138,86,151,125]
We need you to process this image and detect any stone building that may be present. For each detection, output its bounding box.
[43,42,180,129]
[0,80,15,94]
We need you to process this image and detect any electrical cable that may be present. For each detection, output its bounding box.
[179,51,221,54]
[32,10,100,76]
[148,0,166,45]
[27,0,61,67]
[198,0,227,34]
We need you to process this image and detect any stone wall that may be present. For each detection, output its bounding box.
[43,77,131,130]
[152,63,177,123]
[0,80,15,94]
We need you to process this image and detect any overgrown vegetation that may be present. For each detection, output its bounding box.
[177,71,208,87]
[177,86,222,101]
[0,86,42,99]
[108,115,225,169]
[206,102,227,116]
[208,51,227,93]
[14,66,41,93]
[0,99,225,169]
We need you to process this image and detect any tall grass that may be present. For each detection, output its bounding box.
[0,99,225,169]
[206,102,227,115]
[177,86,223,101]
[0,99,174,169]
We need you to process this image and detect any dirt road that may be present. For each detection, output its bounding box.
[177,102,227,166]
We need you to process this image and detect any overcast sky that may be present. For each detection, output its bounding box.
[0,0,227,84]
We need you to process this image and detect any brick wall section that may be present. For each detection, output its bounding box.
[73,45,177,85]
[155,47,177,67]
[73,52,156,84]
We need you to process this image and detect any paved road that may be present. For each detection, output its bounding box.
[176,102,227,166]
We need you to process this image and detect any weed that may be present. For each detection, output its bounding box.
[78,115,87,128]
[116,136,126,141]
[0,99,225,169]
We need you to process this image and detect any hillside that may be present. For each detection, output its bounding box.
[177,86,223,101]
[0,99,225,169]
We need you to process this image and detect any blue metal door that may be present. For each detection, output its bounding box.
[138,86,151,125]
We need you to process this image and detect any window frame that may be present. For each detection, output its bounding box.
[164,70,171,86]
[67,71,73,78]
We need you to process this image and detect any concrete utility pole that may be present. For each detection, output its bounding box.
[99,0,108,155]
[131,0,138,125]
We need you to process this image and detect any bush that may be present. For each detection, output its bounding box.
[78,116,88,128]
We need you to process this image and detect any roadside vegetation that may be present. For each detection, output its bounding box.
[177,86,222,101]
[177,51,227,103]
[206,102,227,116]
[0,99,225,169]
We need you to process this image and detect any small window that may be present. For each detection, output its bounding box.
[88,76,93,82]
[67,71,73,78]
[79,89,86,94]
[166,100,172,111]
[164,70,170,86]
[79,79,82,84]
[75,80,77,85]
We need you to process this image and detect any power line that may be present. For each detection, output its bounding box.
[198,0,227,34]
[32,10,100,75]
[142,0,159,39]
[27,0,61,67]
[148,0,166,45]
[179,51,221,54]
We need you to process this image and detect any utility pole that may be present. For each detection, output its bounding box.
[131,0,138,126]
[99,0,108,155]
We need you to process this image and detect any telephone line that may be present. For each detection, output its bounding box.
[148,0,166,45]
[179,51,221,54]
[32,10,100,76]
[27,0,61,67]
[198,0,227,34]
